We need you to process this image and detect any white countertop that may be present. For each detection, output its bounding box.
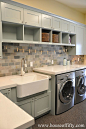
[33,65,86,75]
[0,92,35,129]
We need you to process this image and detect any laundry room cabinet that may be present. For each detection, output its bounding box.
[34,91,51,117]
[68,25,84,55]
[52,17,62,31]
[62,20,70,32]
[17,98,32,116]
[42,14,52,29]
[0,79,51,118]
[0,88,12,100]
[16,90,51,118]
[69,22,76,34]
[24,9,41,27]
[1,2,23,24]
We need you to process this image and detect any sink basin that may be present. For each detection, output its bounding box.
[11,72,49,98]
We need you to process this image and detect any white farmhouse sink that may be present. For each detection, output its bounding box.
[11,72,49,98]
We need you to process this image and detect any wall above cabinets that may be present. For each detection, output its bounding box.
[0,1,86,57]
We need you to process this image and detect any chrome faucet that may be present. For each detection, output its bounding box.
[21,58,27,76]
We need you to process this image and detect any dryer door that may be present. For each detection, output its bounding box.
[77,76,85,95]
[59,80,74,104]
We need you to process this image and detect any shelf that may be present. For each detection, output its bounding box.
[69,34,76,44]
[62,33,68,43]
[2,23,23,40]
[24,27,40,41]
[2,40,75,46]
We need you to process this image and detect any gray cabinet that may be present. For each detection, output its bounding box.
[1,2,23,24]
[24,9,41,27]
[62,20,69,32]
[76,25,84,55]
[18,99,32,116]
[0,88,11,100]
[68,25,84,55]
[69,22,76,34]
[52,17,62,31]
[84,27,86,55]
[34,91,51,117]
[0,21,2,58]
[42,14,52,29]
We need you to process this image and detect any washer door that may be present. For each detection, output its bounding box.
[59,80,74,104]
[77,76,85,95]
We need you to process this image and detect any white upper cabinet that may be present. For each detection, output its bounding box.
[1,2,23,24]
[69,22,76,34]
[52,17,62,31]
[42,14,52,29]
[62,20,69,32]
[83,27,86,55]
[24,9,41,27]
[76,25,84,55]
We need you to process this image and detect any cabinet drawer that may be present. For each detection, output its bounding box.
[42,14,52,29]
[24,9,41,27]
[1,2,23,24]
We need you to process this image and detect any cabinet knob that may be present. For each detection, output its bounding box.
[22,21,23,23]
[25,22,27,24]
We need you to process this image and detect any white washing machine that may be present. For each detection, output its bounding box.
[56,72,75,114]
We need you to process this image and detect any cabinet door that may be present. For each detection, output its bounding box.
[18,100,32,116]
[70,22,76,34]
[76,25,84,55]
[1,2,23,24]
[52,17,62,31]
[0,22,2,58]
[62,20,69,32]
[24,9,41,27]
[83,27,86,55]
[34,91,51,117]
[42,14,52,29]
[0,88,11,100]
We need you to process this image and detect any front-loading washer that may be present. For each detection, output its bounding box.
[74,69,86,104]
[56,72,75,115]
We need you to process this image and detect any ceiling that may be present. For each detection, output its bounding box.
[56,0,86,14]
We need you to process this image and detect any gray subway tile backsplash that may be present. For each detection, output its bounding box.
[0,43,84,76]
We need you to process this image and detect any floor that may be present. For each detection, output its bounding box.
[32,100,86,129]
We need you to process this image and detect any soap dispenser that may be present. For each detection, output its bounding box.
[63,58,67,66]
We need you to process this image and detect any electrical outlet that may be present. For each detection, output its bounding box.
[30,62,33,67]
[51,60,54,64]
[78,58,79,61]
[25,63,27,67]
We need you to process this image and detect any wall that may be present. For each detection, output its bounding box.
[12,0,85,24]
[0,43,84,77]
[85,14,86,24]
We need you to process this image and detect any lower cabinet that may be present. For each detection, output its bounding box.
[34,91,51,117]
[0,88,11,100]
[16,91,51,118]
[17,99,32,116]
[0,79,51,118]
